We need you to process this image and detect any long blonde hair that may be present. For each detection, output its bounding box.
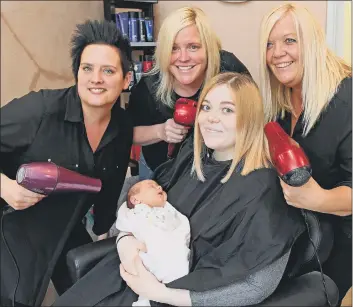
[193,72,271,183]
[259,3,351,135]
[149,7,221,107]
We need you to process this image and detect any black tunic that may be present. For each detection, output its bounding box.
[277,77,352,235]
[53,136,305,306]
[127,50,251,171]
[277,76,352,299]
[0,87,133,306]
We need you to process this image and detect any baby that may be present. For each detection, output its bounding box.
[116,180,190,307]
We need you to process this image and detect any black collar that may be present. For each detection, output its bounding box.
[63,85,122,151]
[64,85,84,123]
[277,110,304,137]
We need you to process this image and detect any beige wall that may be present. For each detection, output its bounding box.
[154,1,327,83]
[1,1,327,106]
[1,1,103,106]
[344,1,351,64]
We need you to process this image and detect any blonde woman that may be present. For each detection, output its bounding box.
[259,3,352,303]
[127,7,250,179]
[54,73,305,306]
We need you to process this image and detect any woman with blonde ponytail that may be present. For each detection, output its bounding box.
[259,3,352,303]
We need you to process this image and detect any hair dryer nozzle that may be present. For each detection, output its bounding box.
[173,98,198,127]
[281,166,312,187]
[16,162,102,195]
[168,98,198,159]
[264,122,312,186]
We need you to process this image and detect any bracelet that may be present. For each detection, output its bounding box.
[116,233,133,246]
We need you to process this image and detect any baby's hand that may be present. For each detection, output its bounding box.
[117,235,147,276]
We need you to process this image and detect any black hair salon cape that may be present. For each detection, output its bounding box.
[52,136,305,306]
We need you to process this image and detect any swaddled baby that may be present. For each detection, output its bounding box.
[116,180,190,307]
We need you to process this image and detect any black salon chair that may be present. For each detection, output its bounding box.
[66,211,339,306]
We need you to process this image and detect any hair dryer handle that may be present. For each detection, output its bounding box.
[167,143,175,159]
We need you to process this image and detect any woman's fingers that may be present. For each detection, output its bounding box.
[163,119,189,143]
[165,127,188,143]
[21,188,46,199]
[137,241,147,253]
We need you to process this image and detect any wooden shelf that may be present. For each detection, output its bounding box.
[124,0,157,3]
[130,42,156,48]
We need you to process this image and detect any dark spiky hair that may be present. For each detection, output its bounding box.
[70,19,132,81]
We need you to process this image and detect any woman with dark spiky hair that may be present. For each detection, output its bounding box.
[0,20,133,306]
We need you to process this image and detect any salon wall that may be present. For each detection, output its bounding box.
[344,1,351,64]
[1,1,327,106]
[1,1,103,106]
[154,1,327,84]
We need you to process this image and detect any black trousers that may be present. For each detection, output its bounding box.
[51,221,93,295]
[322,229,352,305]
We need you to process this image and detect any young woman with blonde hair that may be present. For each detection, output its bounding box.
[259,3,352,303]
[54,72,306,306]
[127,6,250,179]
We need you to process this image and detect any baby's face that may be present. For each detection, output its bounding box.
[135,180,167,207]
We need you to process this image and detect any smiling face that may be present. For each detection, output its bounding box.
[130,180,167,208]
[266,14,302,89]
[77,44,130,109]
[197,84,237,161]
[169,24,207,93]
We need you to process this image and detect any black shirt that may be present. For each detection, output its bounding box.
[277,77,352,236]
[127,50,250,171]
[0,86,133,235]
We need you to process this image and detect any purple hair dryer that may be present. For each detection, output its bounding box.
[16,162,102,195]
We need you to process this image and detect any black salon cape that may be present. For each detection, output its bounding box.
[152,138,306,293]
[53,137,305,306]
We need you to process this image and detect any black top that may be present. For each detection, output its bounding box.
[0,86,133,235]
[127,50,250,171]
[277,77,352,236]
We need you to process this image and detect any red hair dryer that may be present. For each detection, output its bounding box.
[167,98,198,158]
[16,162,102,195]
[264,122,312,187]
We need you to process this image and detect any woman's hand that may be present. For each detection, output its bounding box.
[280,177,352,215]
[160,119,189,143]
[0,174,46,210]
[97,233,108,241]
[121,257,192,306]
[280,177,325,211]
[117,235,147,275]
[120,256,167,302]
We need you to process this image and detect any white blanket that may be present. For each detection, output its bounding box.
[116,202,191,306]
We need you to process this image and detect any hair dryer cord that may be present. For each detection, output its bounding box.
[1,208,20,307]
[301,209,332,307]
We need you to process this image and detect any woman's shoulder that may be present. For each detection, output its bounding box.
[334,77,352,106]
[219,50,250,76]
[129,74,159,106]
[241,167,281,193]
[325,77,352,120]
[137,73,159,92]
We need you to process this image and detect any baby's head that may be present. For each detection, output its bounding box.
[126,180,167,209]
